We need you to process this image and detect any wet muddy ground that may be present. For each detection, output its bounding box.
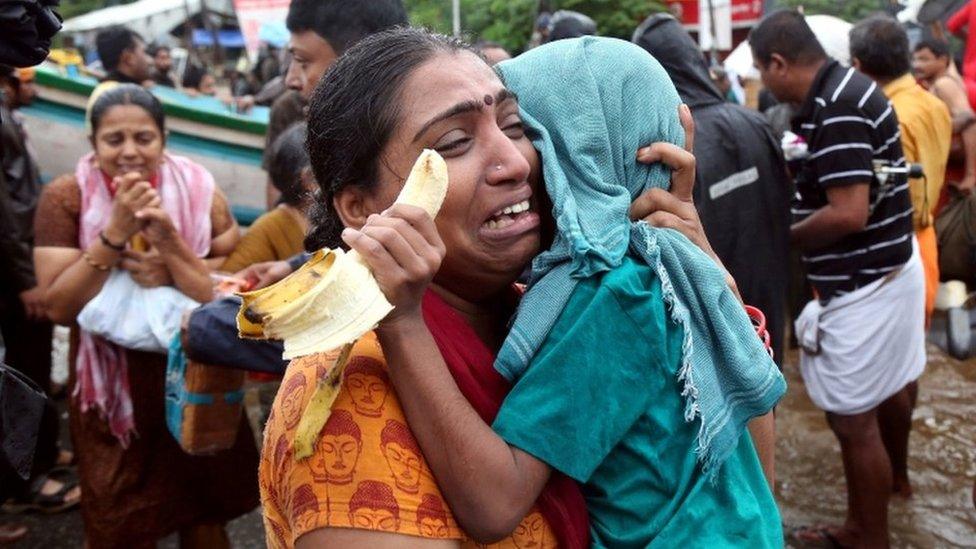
[777,338,976,548]
[4,329,975,547]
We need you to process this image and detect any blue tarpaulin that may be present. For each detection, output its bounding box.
[191,28,245,48]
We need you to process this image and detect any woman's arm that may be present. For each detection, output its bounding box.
[296,527,460,549]
[205,218,240,271]
[38,173,157,324]
[748,412,776,490]
[36,244,118,325]
[376,314,552,542]
[207,225,240,267]
[344,208,552,543]
[207,188,241,264]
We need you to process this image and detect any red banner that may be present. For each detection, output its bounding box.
[665,0,764,28]
[233,0,291,60]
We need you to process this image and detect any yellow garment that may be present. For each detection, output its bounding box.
[47,48,83,67]
[884,74,952,229]
[220,206,306,273]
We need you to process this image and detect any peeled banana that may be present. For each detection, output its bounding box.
[236,148,449,359]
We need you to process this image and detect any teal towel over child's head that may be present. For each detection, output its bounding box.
[495,37,786,476]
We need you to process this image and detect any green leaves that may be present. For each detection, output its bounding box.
[774,0,886,23]
[404,0,666,54]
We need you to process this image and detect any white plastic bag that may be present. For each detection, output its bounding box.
[77,270,200,353]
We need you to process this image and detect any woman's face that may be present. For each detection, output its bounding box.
[92,104,164,180]
[361,51,543,300]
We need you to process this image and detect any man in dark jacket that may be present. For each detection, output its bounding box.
[1,64,51,389]
[0,63,73,513]
[633,14,792,364]
[0,2,68,539]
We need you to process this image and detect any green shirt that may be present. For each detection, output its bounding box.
[493,256,782,548]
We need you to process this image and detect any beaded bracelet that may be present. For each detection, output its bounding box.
[82,251,112,271]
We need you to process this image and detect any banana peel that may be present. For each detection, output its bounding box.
[235,148,449,359]
[235,149,449,459]
[237,247,394,358]
[293,342,355,459]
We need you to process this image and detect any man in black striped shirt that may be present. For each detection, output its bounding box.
[751,10,926,548]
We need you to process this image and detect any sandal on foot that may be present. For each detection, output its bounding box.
[1,469,80,514]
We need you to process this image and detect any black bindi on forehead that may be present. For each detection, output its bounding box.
[483,94,494,106]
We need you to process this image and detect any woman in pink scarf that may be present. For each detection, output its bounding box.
[32,84,259,548]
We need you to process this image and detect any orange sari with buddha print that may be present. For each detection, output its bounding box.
[259,332,559,548]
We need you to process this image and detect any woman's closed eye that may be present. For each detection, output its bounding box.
[503,120,525,139]
[433,130,472,155]
[101,134,124,147]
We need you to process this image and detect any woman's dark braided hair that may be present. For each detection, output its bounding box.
[303,26,468,251]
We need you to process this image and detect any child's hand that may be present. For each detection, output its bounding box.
[630,104,717,264]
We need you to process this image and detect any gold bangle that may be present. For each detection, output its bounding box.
[82,251,112,271]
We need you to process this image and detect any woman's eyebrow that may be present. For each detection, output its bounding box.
[412,100,481,143]
[412,89,517,143]
[497,89,517,104]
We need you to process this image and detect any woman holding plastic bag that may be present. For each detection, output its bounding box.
[32,83,259,548]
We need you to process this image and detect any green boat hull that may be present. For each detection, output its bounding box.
[21,65,270,225]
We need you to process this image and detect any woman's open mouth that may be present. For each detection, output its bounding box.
[484,199,531,230]
[479,199,540,241]
[118,165,148,177]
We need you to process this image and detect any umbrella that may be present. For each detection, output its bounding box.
[723,14,853,80]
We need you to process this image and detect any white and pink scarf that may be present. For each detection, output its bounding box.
[74,152,214,446]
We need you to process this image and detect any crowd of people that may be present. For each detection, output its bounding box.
[81,25,281,114]
[1,0,975,547]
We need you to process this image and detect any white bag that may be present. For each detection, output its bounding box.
[77,270,200,353]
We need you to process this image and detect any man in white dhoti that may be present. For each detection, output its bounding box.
[752,10,926,548]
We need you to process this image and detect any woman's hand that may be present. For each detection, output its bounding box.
[630,104,720,267]
[104,172,160,244]
[341,204,445,325]
[135,207,178,248]
[121,248,173,288]
[18,286,47,321]
[233,260,294,290]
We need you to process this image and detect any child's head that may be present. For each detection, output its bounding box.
[269,122,312,207]
[496,36,682,209]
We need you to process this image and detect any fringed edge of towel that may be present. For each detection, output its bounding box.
[640,225,728,482]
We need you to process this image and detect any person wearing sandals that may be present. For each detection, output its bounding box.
[0,64,81,515]
[32,84,258,548]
